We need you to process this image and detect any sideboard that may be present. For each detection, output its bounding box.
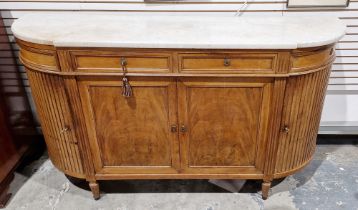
[12,14,346,200]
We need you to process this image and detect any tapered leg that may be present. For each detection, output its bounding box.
[261,181,271,200]
[89,181,100,200]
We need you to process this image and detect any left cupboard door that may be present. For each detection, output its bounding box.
[78,77,180,175]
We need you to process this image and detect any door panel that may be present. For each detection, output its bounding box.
[78,77,179,174]
[178,78,272,174]
[188,87,260,166]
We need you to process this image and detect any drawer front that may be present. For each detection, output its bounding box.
[179,53,277,74]
[291,46,334,72]
[70,51,172,73]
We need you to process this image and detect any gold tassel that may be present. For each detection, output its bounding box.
[122,77,132,97]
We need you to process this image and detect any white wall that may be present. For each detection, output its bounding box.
[1,0,358,134]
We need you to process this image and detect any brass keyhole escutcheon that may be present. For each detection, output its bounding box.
[224,57,231,67]
[60,126,70,134]
[283,126,290,133]
[180,125,187,133]
[171,125,177,133]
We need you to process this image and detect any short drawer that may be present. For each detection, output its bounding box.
[69,51,172,73]
[291,46,334,72]
[179,53,277,73]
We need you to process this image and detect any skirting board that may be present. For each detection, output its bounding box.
[319,121,358,134]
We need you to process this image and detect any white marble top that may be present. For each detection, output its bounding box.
[12,13,346,49]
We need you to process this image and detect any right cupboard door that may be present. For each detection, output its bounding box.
[178,78,273,175]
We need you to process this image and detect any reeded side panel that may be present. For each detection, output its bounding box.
[26,69,84,178]
[274,65,332,176]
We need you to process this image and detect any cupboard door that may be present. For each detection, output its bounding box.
[178,78,272,174]
[78,77,179,174]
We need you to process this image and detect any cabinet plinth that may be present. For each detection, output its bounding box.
[18,39,334,199]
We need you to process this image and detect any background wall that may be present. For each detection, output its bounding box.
[1,0,357,134]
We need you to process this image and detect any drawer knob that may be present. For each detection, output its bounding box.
[224,57,231,66]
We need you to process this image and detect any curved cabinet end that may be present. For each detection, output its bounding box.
[274,60,332,177]
[26,68,85,179]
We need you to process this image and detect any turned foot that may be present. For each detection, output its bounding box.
[89,181,100,200]
[261,181,271,200]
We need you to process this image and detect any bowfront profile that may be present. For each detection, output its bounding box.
[12,14,346,200]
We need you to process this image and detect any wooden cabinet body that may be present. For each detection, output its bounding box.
[17,39,334,199]
[0,95,18,208]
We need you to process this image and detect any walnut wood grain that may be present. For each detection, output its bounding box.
[16,38,335,200]
[177,77,272,175]
[78,77,180,174]
[90,85,171,166]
